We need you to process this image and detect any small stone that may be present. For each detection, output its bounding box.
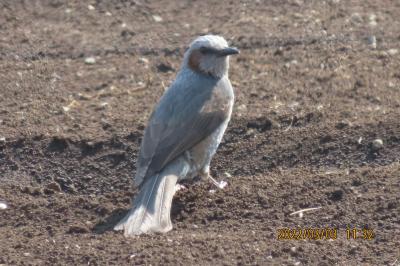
[236,104,247,112]
[152,15,163,22]
[367,36,376,49]
[23,253,30,257]
[78,93,91,100]
[138,57,149,64]
[0,202,8,210]
[88,4,95,10]
[335,120,350,129]
[377,51,388,58]
[67,225,89,234]
[387,49,398,56]
[224,172,232,178]
[369,20,377,27]
[372,139,383,150]
[46,182,62,192]
[368,14,377,26]
[65,8,72,14]
[329,189,344,201]
[368,14,377,21]
[351,13,363,24]
[105,11,112,16]
[84,57,96,64]
[292,0,303,6]
[0,137,5,142]
[157,63,175,73]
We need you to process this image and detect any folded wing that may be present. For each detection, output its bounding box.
[135,76,230,186]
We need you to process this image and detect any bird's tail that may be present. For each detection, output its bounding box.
[114,172,178,236]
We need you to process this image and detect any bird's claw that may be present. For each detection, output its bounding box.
[175,184,187,192]
[208,174,227,189]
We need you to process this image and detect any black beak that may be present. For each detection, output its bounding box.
[218,47,240,56]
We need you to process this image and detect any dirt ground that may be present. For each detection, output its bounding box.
[1,0,400,265]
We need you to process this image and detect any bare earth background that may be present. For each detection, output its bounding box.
[1,0,400,265]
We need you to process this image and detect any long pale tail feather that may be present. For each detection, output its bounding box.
[114,173,178,236]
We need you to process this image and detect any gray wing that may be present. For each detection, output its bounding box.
[135,76,231,186]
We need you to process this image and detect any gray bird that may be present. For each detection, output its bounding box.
[114,35,239,236]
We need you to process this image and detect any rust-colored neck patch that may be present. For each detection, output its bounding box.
[188,49,204,74]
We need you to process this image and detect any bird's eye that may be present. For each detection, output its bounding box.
[199,47,212,55]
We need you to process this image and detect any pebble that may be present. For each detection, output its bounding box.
[236,104,247,112]
[84,57,96,64]
[46,182,62,192]
[152,15,163,22]
[224,172,232,178]
[368,14,377,27]
[138,57,149,64]
[78,93,91,100]
[387,49,398,56]
[369,20,377,27]
[372,139,383,150]
[105,11,112,16]
[351,13,363,24]
[368,14,377,21]
[0,202,7,210]
[0,137,5,142]
[88,4,95,10]
[367,36,377,49]
[96,102,109,111]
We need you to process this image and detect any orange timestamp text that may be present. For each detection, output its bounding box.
[277,227,375,240]
[277,228,338,240]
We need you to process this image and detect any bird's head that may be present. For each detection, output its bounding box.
[182,35,239,78]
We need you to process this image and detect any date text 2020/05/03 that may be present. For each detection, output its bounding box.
[277,228,375,240]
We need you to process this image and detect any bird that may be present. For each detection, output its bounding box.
[114,35,239,236]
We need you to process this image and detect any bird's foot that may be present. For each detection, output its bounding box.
[175,184,187,192]
[207,174,227,189]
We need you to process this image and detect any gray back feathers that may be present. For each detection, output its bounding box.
[135,70,233,186]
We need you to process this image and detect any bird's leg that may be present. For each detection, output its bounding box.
[199,168,227,189]
[208,174,222,187]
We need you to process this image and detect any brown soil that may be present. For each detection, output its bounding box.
[1,0,400,265]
